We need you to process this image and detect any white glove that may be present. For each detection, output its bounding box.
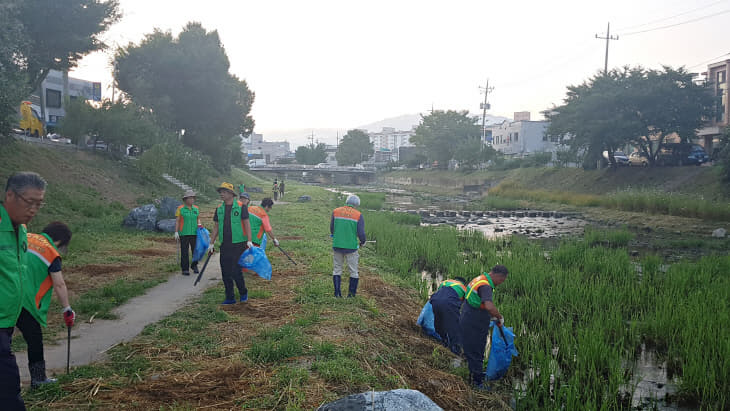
[273,238,280,247]
[247,241,254,249]
[208,244,215,254]
[174,232,180,241]
[498,317,505,327]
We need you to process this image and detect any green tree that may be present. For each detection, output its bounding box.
[718,126,730,181]
[454,137,497,170]
[0,0,119,136]
[336,129,373,166]
[114,22,254,171]
[59,99,163,149]
[410,110,480,168]
[626,66,714,165]
[548,66,713,168]
[295,143,327,165]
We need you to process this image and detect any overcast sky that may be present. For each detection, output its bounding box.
[71,0,730,146]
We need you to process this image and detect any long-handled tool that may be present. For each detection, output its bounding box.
[194,252,214,286]
[276,245,297,265]
[66,326,71,374]
[175,236,180,267]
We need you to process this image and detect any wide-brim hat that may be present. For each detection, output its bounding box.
[182,190,196,199]
[216,182,236,194]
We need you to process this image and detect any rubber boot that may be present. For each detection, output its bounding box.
[29,361,57,389]
[333,276,342,298]
[347,277,359,298]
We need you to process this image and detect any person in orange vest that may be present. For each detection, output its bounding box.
[15,222,75,388]
[247,198,279,248]
[174,190,201,276]
[460,265,509,390]
[429,277,467,354]
[330,195,366,298]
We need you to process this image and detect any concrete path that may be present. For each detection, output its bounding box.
[16,254,222,383]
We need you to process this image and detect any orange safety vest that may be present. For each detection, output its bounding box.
[23,233,61,326]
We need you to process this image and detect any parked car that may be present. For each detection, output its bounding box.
[657,143,709,166]
[628,151,649,167]
[86,140,108,150]
[314,163,332,169]
[247,159,267,167]
[602,150,629,166]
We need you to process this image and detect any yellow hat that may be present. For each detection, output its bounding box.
[216,182,235,194]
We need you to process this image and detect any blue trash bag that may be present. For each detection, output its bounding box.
[416,301,442,342]
[193,227,211,262]
[238,234,272,280]
[485,322,518,381]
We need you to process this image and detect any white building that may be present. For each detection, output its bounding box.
[242,133,291,163]
[27,69,101,129]
[368,127,414,162]
[484,112,557,156]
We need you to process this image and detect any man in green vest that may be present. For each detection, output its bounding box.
[330,195,366,298]
[1,171,47,410]
[460,265,509,390]
[429,277,467,354]
[209,182,254,305]
[15,222,74,388]
[174,190,201,276]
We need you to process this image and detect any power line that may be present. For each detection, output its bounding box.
[615,0,728,31]
[619,8,730,36]
[686,52,730,70]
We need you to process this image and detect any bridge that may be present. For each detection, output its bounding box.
[248,165,376,185]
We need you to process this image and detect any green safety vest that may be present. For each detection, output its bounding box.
[465,273,496,309]
[332,206,361,250]
[176,205,200,236]
[438,279,467,300]
[216,200,248,246]
[0,204,27,328]
[22,233,60,327]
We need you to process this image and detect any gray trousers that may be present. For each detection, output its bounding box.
[333,250,359,278]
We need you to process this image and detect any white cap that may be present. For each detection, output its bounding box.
[346,195,360,206]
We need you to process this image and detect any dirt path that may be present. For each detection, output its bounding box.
[15,254,223,384]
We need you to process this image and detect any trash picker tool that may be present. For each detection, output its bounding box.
[276,245,297,265]
[66,326,71,374]
[194,252,214,286]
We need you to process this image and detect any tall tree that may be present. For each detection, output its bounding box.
[547,66,713,167]
[410,110,481,168]
[295,143,327,165]
[626,66,714,165]
[336,129,373,166]
[0,0,119,136]
[114,22,255,171]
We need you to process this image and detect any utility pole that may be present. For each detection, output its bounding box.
[595,22,619,75]
[479,79,494,144]
[309,131,315,147]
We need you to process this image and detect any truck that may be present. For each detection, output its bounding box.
[247,159,267,167]
[19,101,44,137]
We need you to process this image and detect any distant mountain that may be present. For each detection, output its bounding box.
[357,112,510,133]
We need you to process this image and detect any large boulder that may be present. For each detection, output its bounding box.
[122,204,158,231]
[247,187,263,193]
[156,219,177,233]
[712,228,726,238]
[317,389,442,411]
[157,197,183,219]
[297,195,312,203]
